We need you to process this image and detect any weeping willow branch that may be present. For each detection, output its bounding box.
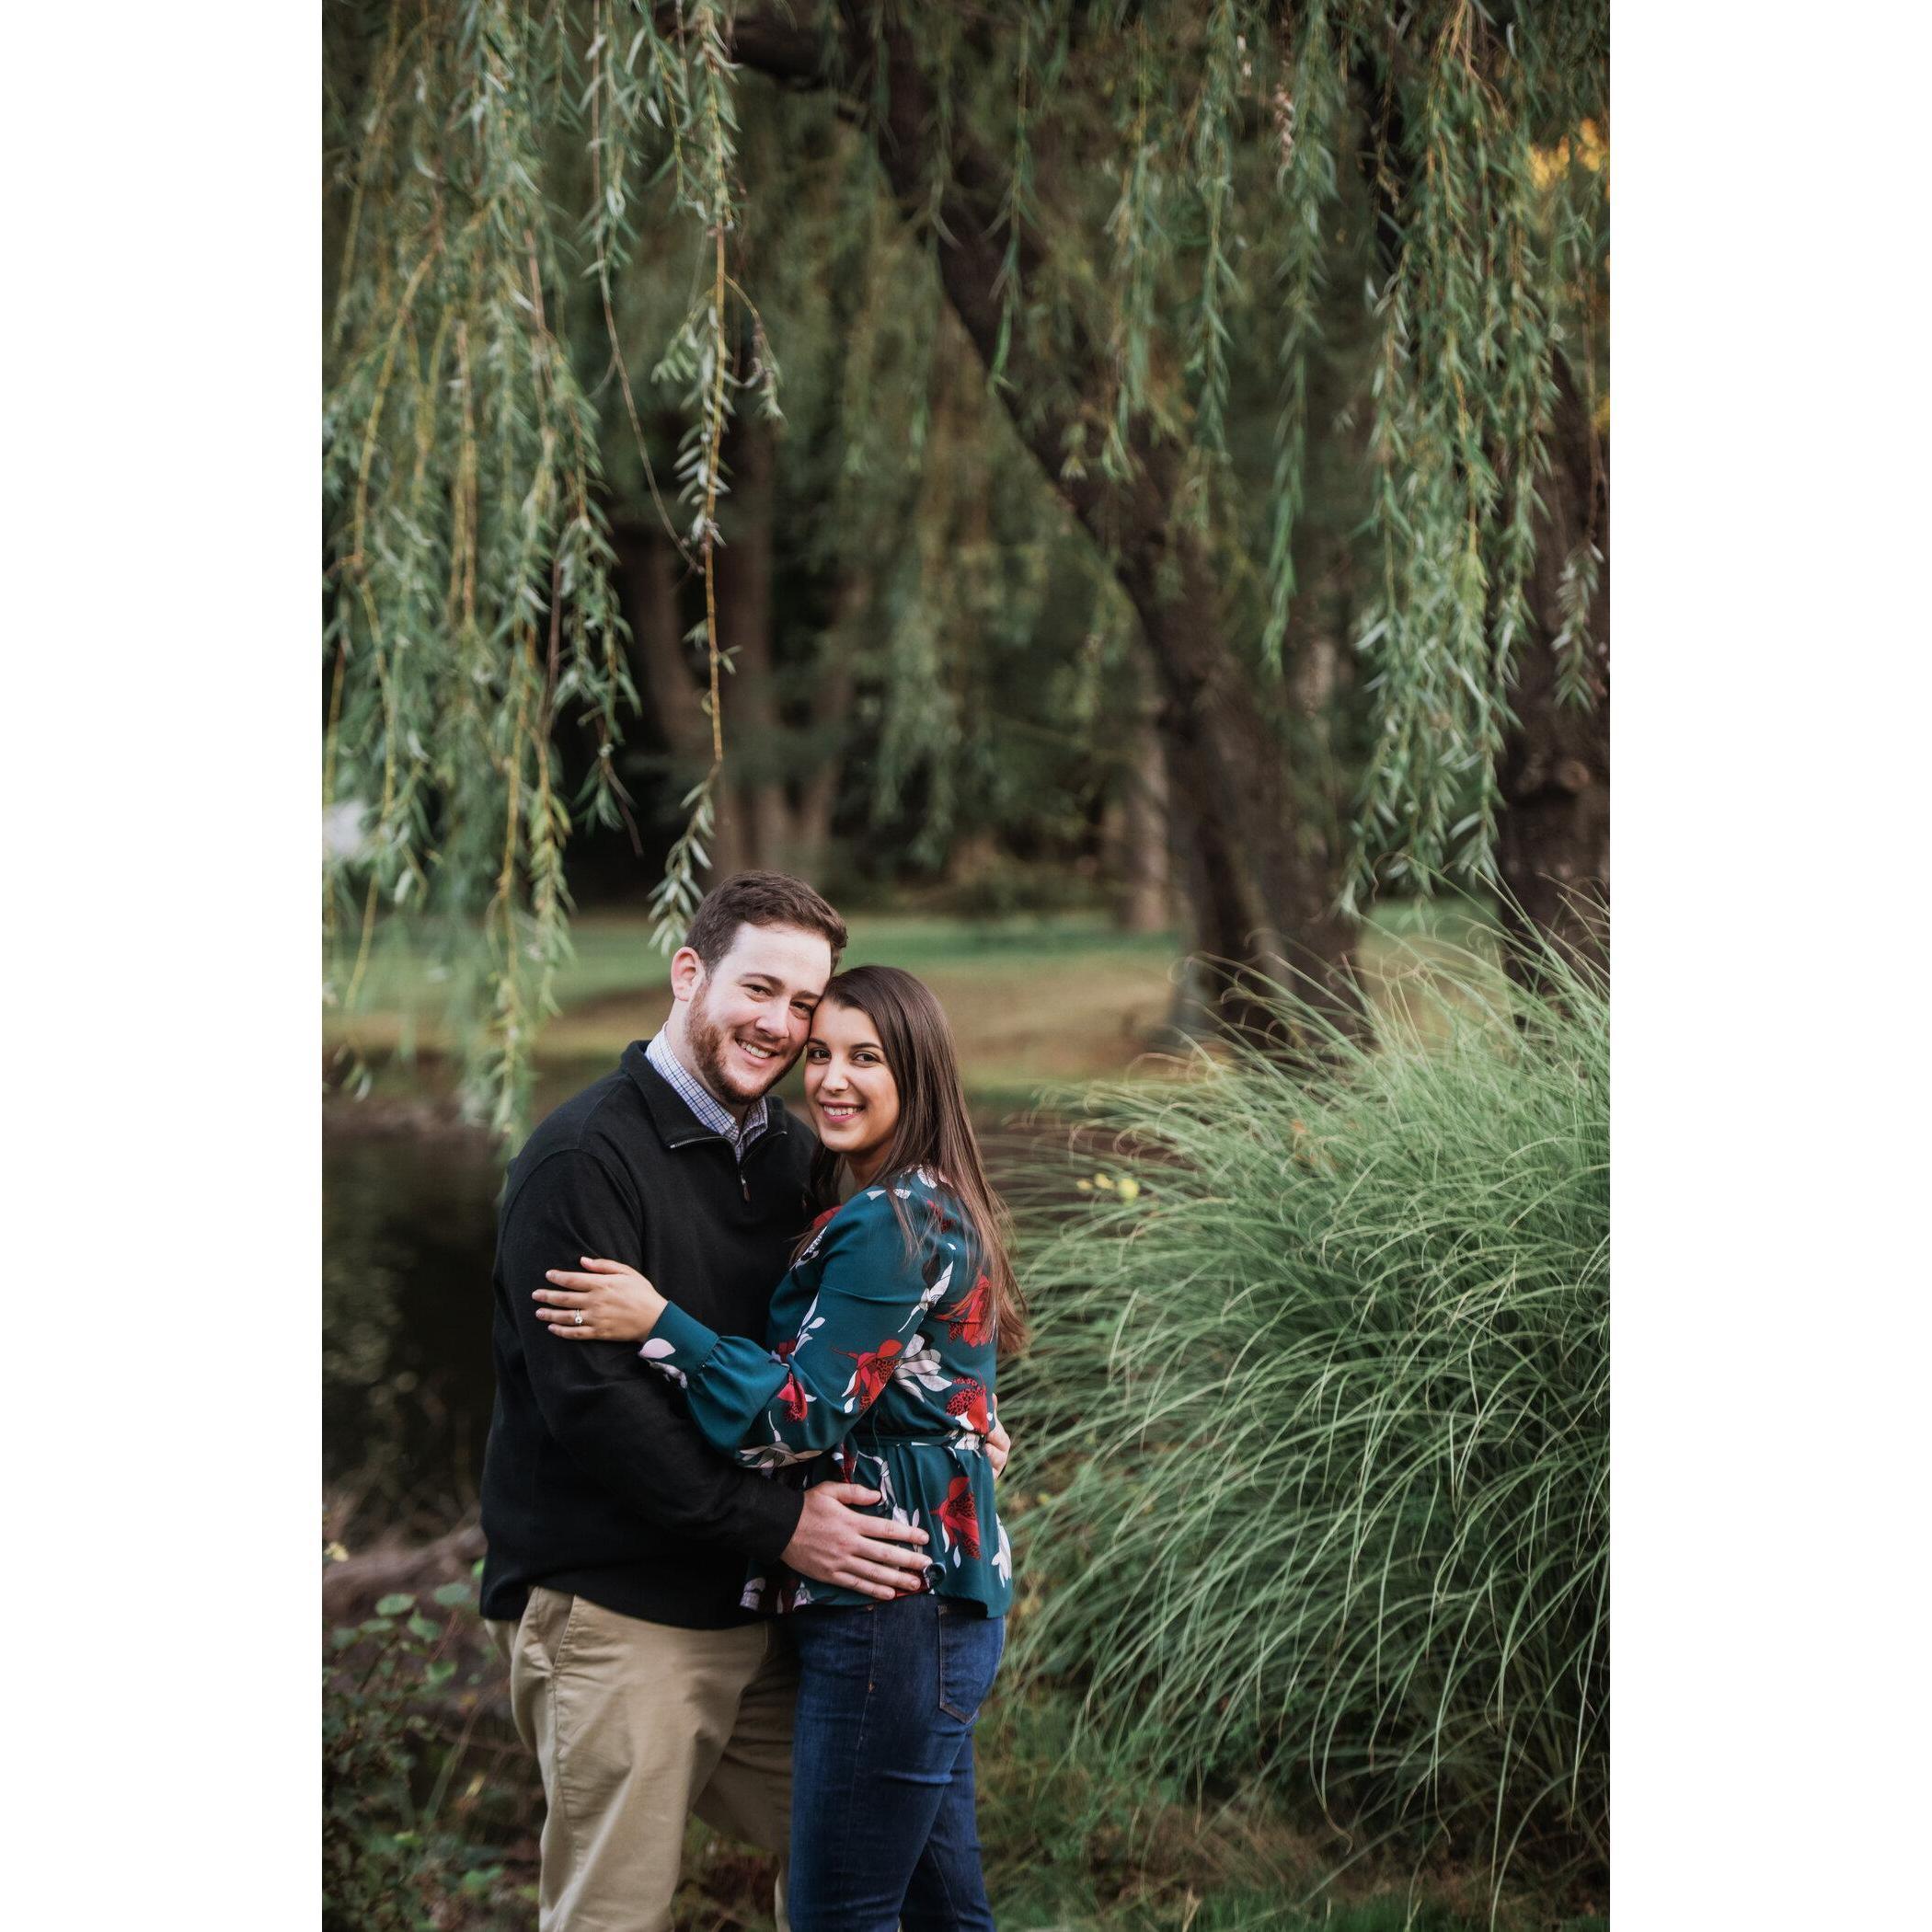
[1342,0,1588,910]
[1259,0,1343,668]
[324,0,747,1139]
[588,0,696,572]
[642,0,754,956]
[1183,0,1243,470]
[1100,20,1166,479]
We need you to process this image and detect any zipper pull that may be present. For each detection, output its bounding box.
[742,1173,750,1202]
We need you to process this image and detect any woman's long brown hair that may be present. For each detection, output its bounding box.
[806,964,1029,1356]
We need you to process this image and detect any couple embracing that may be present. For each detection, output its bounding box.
[479,871,1024,1932]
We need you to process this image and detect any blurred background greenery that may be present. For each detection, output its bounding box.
[323,3,1609,1926]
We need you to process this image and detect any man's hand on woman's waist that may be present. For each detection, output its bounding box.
[781,1483,931,1600]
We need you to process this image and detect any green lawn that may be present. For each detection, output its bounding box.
[327,905,1509,1114]
[328,911,1188,1101]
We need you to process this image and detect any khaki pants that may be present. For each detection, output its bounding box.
[487,1587,796,1932]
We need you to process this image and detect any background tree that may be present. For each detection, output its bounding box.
[324,0,1609,1127]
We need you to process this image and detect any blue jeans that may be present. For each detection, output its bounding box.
[787,1593,1006,1932]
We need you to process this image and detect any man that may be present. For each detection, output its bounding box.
[480,872,1002,1930]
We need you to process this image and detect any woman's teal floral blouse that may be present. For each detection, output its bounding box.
[642,1166,1012,1616]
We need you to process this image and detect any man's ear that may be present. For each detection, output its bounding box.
[669,947,705,1004]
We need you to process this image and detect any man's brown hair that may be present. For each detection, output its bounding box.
[683,871,848,973]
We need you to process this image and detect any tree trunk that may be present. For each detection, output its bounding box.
[1498,362,1610,966]
[730,6,1356,1029]
[719,414,786,871]
[1114,701,1173,935]
[612,521,706,765]
[1116,477,1356,1026]
[706,794,751,882]
[611,516,748,882]
[788,580,863,880]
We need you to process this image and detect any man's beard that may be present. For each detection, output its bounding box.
[686,990,789,1108]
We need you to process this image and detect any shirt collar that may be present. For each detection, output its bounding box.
[645,1030,771,1150]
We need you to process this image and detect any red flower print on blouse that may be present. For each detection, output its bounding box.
[776,1373,811,1423]
[937,1273,994,1347]
[944,1376,991,1435]
[937,1476,983,1560]
[837,1337,904,1409]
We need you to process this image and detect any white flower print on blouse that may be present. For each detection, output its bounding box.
[639,1337,688,1388]
[891,1334,953,1393]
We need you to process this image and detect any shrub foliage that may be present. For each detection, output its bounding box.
[1006,933,1608,1884]
[323,1584,523,1931]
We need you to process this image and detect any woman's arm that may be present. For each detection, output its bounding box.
[536,1241,1015,1477]
[534,1190,940,1468]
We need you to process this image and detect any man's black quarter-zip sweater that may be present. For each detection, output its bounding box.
[479,1038,819,1628]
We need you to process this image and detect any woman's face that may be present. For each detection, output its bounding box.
[804,999,901,1177]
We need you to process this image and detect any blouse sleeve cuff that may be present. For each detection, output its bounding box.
[642,1301,723,1374]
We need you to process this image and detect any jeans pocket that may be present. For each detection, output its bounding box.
[936,1606,1004,1723]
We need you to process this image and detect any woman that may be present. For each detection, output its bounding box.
[530,964,1025,1932]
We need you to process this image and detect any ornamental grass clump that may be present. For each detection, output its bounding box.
[1004,930,1607,1892]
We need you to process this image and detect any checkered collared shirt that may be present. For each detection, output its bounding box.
[646,1030,772,1161]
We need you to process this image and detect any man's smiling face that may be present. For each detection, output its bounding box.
[673,920,834,1109]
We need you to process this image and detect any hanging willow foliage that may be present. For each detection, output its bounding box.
[324,1,632,1135]
[325,0,770,1133]
[325,0,1607,1130]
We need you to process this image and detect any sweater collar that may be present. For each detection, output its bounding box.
[623,1037,792,1152]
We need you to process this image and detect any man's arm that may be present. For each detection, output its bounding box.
[500,1148,803,1562]
[500,1149,931,1595]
